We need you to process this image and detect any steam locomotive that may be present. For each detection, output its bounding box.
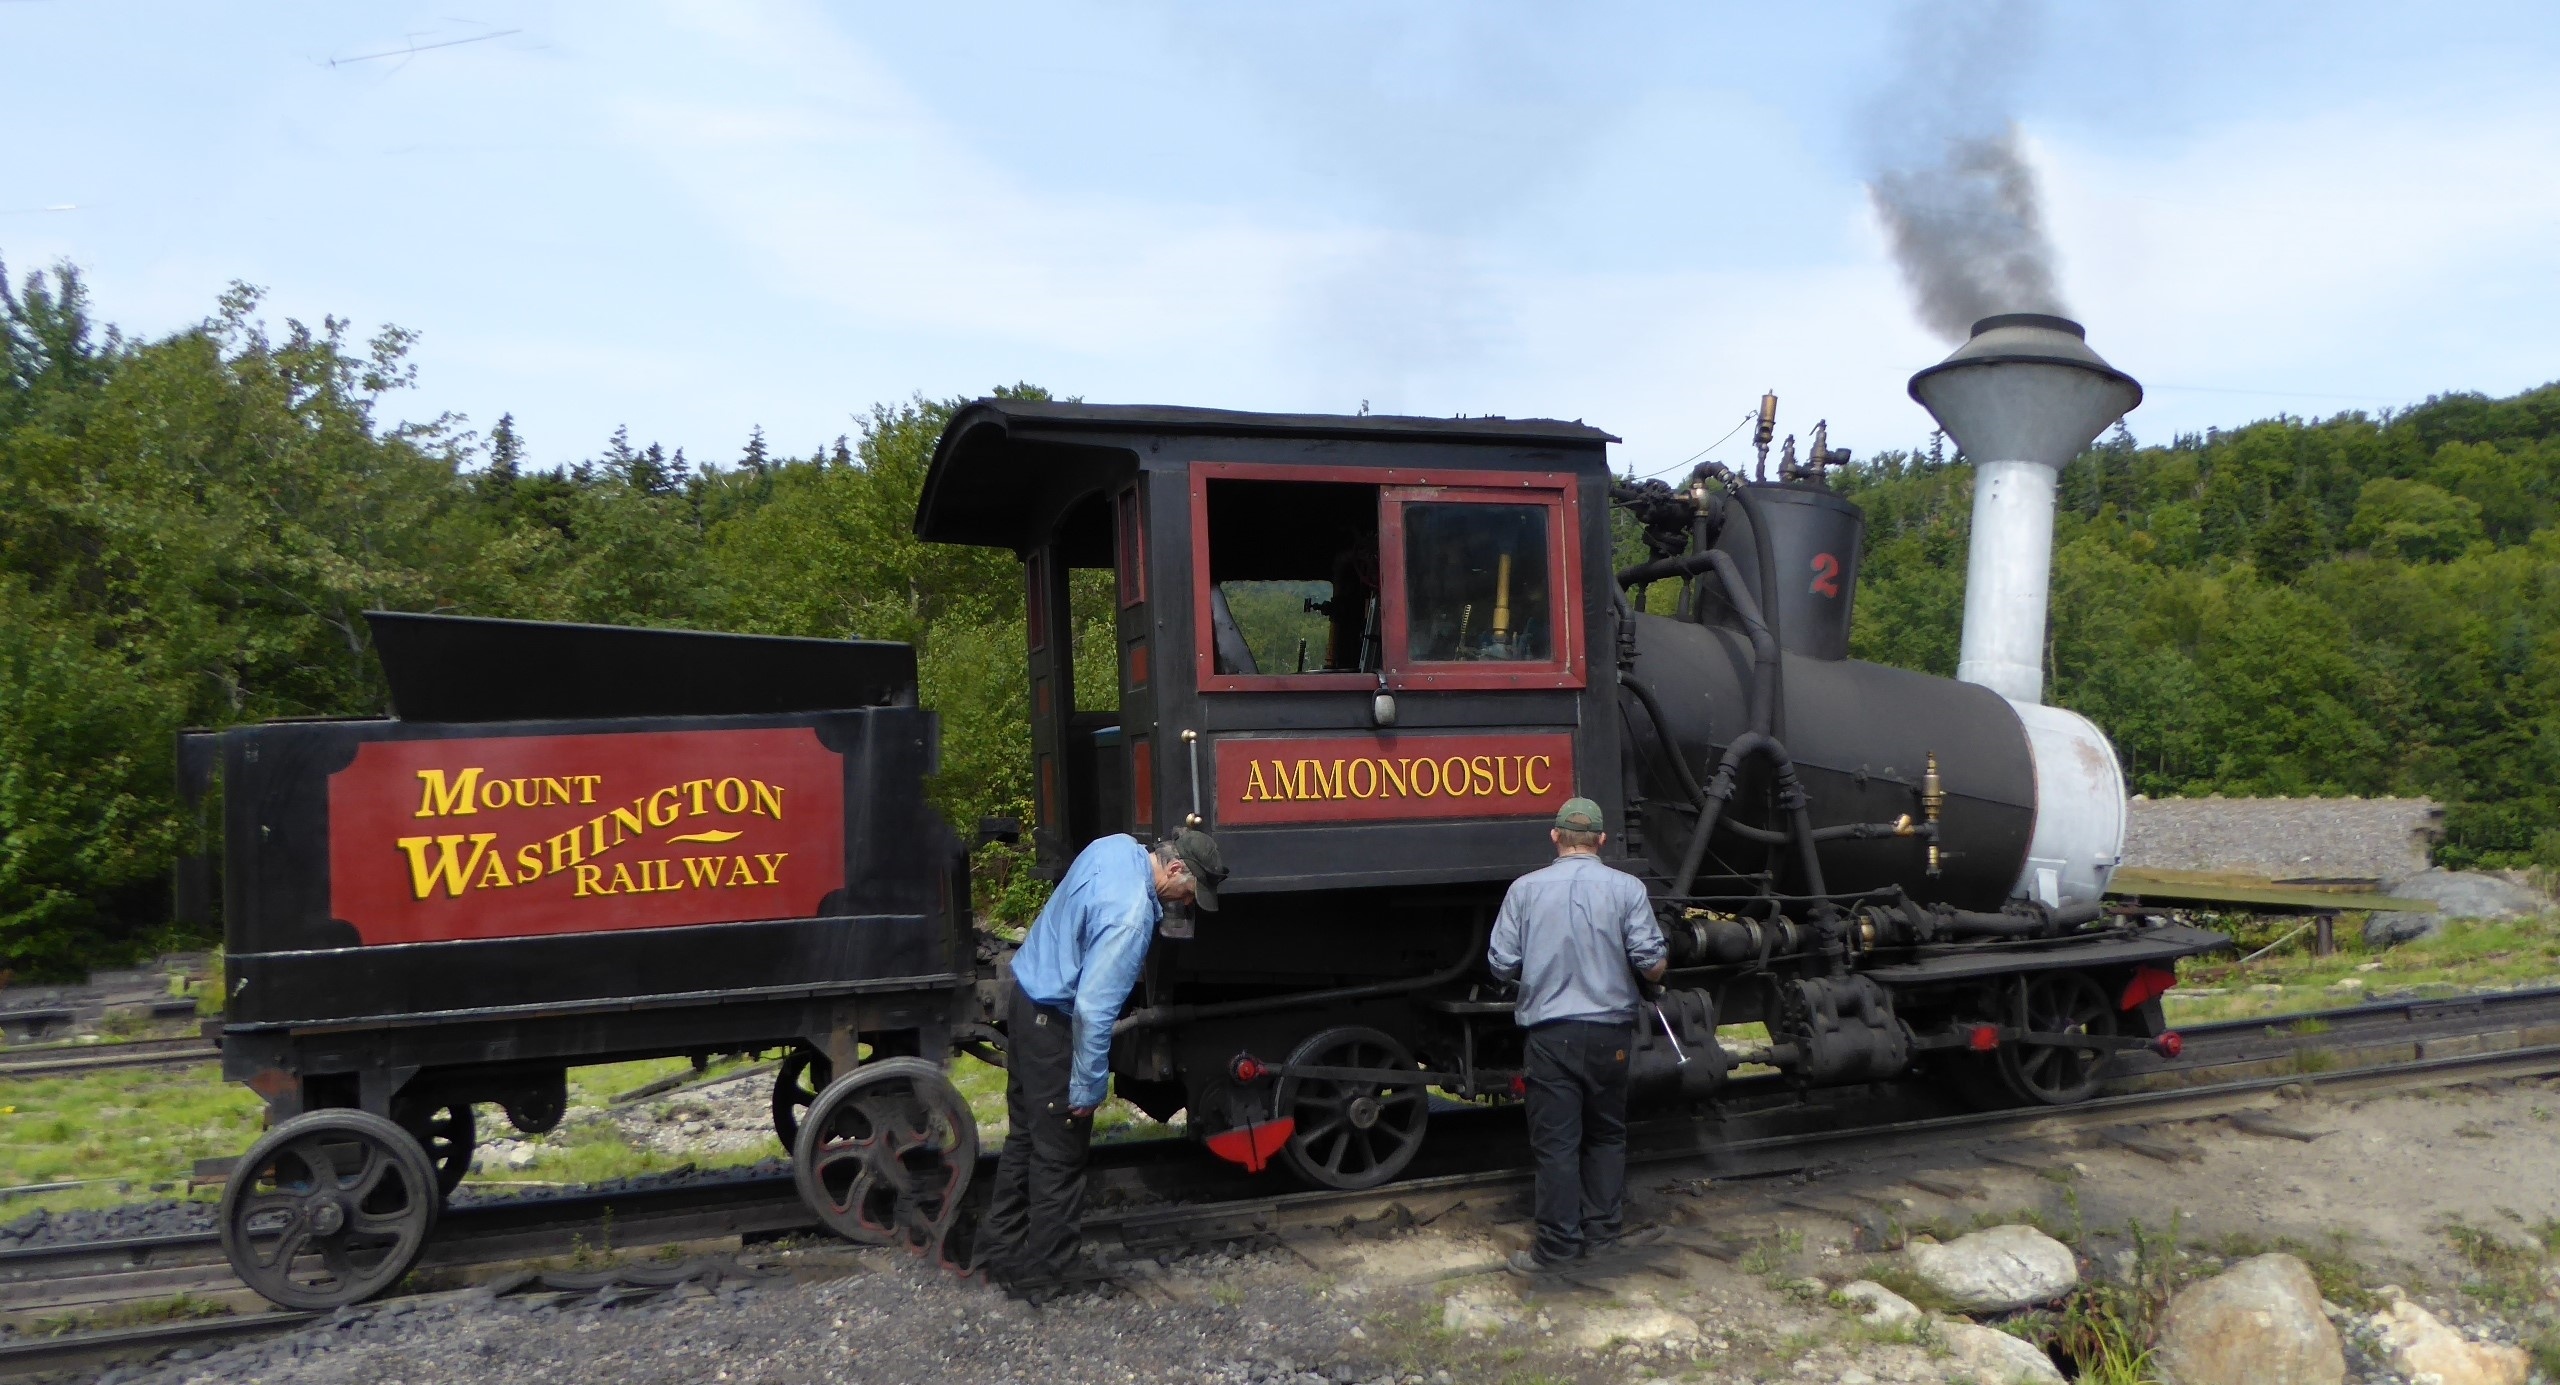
[193,313,2219,1307]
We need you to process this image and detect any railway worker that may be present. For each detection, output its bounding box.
[1487,797,1668,1276]
[976,827,1226,1294]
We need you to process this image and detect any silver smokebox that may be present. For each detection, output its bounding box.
[1907,313,2141,707]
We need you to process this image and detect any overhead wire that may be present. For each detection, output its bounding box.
[1628,409,1758,482]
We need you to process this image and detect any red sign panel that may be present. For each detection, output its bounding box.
[1213,732,1574,827]
[328,728,847,946]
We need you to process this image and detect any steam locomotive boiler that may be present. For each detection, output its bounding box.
[915,313,2222,1189]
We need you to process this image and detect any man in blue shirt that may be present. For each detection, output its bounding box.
[977,828,1224,1292]
[1487,797,1667,1274]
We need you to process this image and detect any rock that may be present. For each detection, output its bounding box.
[1903,1225,2078,1311]
[2153,1253,2344,1385]
[1437,1292,1519,1334]
[503,1146,537,1171]
[2368,1297,2528,1385]
[1834,1280,1921,1329]
[1936,1321,2064,1384]
[1565,1306,1694,1350]
[2365,912,2445,948]
[2384,869,2553,923]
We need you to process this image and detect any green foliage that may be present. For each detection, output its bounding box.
[0,259,1054,972]
[1840,382,2560,868]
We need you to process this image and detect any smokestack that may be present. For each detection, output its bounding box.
[1908,313,2140,705]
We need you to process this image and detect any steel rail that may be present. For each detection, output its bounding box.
[0,1037,220,1080]
[7,983,2560,1375]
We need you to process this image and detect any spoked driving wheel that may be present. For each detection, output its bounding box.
[1997,971,2119,1106]
[219,1109,439,1310]
[771,1045,834,1150]
[1273,1026,1430,1190]
[792,1057,979,1254]
[391,1093,476,1198]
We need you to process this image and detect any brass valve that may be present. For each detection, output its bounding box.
[1921,752,1945,877]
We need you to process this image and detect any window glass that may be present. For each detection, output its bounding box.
[1402,503,1552,663]
[1216,581,1338,675]
[1201,478,1381,679]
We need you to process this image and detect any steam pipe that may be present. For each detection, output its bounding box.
[1619,673,1708,811]
[1114,921,1489,1034]
[1668,731,1826,901]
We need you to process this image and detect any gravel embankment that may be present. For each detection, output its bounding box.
[116,1248,1408,1385]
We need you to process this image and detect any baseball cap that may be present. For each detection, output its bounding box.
[1165,829,1227,911]
[1554,797,1605,832]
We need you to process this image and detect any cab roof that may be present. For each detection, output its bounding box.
[916,399,1617,551]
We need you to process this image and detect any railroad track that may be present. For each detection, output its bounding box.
[0,1036,219,1081]
[7,984,2560,1377]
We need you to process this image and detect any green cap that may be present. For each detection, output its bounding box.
[1165,828,1227,911]
[1554,797,1605,832]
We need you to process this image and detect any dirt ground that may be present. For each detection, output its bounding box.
[125,1073,2560,1385]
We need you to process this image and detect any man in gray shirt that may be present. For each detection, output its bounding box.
[1487,797,1668,1273]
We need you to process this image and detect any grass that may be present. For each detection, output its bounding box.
[2440,1217,2555,1313]
[0,1059,257,1216]
[2162,912,2560,1026]
[31,1292,232,1336]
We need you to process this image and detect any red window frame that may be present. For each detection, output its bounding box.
[1380,484,1582,690]
[1189,462,1583,693]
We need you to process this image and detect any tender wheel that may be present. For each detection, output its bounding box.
[391,1094,476,1198]
[792,1057,978,1254]
[772,1045,834,1150]
[1998,971,2119,1106]
[220,1109,439,1310]
[1273,1026,1429,1190]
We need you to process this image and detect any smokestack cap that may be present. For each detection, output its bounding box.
[1907,314,2141,469]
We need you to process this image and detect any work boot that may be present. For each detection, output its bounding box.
[1505,1249,1573,1278]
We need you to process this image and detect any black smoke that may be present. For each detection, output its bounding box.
[1864,0,2070,342]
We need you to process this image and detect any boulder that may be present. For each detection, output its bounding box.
[2153,1253,2344,1385]
[2385,869,2552,922]
[2369,1297,2528,1385]
[1835,1279,1922,1330]
[2364,911,2444,948]
[1904,1225,2078,1311]
[1935,1321,2064,1384]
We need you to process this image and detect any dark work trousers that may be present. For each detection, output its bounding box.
[978,987,1094,1283]
[1522,1017,1636,1264]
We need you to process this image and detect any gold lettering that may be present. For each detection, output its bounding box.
[1524,754,1554,796]
[725,855,756,886]
[590,816,608,857]
[396,833,497,899]
[1345,758,1377,798]
[480,777,514,810]
[686,779,714,815]
[684,856,727,888]
[476,852,513,890]
[572,774,602,804]
[1301,759,1341,799]
[609,862,639,895]
[413,768,483,818]
[1497,756,1523,796]
[538,776,572,807]
[714,777,748,814]
[1407,757,1439,796]
[649,786,682,828]
[1244,761,1271,802]
[1379,757,1409,797]
[1470,755,1495,795]
[754,852,788,884]
[1442,757,1471,796]
[573,863,604,897]
[516,844,543,880]
[547,828,585,874]
[1269,760,1307,800]
[752,781,784,819]
[611,803,646,844]
[650,859,676,891]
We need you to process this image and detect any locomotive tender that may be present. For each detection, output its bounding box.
[194,312,2219,1308]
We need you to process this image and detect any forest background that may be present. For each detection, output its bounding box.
[6,260,2558,976]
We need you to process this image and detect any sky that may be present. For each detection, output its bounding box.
[6,1,2560,479]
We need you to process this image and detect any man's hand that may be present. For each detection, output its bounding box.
[1643,959,1668,982]
[1069,1106,1095,1119]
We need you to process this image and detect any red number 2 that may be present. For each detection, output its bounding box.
[1809,552,1842,598]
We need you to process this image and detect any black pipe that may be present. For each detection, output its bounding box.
[1619,674,1708,809]
[1721,480,1788,742]
[1113,921,1488,1034]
